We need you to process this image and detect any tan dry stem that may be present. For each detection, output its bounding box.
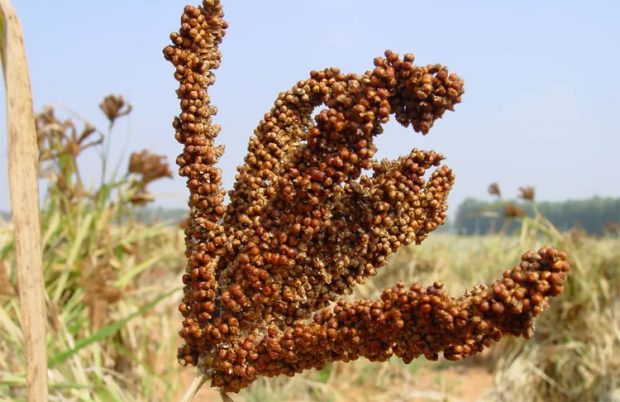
[0,0,48,400]
[179,371,208,402]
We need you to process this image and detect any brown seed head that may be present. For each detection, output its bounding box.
[165,0,568,394]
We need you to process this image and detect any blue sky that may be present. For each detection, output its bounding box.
[1,0,619,213]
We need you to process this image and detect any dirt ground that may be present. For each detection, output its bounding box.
[405,366,494,402]
[179,364,495,402]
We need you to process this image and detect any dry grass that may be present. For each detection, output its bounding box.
[2,209,619,401]
[0,105,187,401]
[485,234,620,402]
[181,228,620,402]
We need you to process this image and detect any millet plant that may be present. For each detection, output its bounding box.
[164,1,570,399]
[0,99,186,401]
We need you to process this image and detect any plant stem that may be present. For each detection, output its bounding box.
[220,389,235,402]
[179,371,207,402]
[0,0,48,400]
[100,124,113,188]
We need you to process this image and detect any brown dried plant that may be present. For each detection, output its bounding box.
[36,106,102,207]
[100,94,132,127]
[127,149,173,205]
[165,0,569,395]
[80,255,122,330]
[488,182,501,198]
[35,99,172,209]
[36,106,100,161]
[519,186,536,202]
[504,203,526,219]
[0,261,15,297]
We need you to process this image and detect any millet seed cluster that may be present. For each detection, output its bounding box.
[164,0,569,392]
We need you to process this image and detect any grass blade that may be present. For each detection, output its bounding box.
[48,287,179,368]
[115,255,160,288]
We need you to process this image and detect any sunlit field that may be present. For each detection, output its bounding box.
[1,109,618,400]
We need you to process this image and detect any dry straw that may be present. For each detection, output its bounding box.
[0,0,48,400]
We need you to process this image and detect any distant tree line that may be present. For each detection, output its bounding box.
[133,206,189,225]
[454,196,620,236]
[2,197,619,235]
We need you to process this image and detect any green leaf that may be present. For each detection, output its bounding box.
[48,287,179,368]
[66,212,94,267]
[114,255,160,288]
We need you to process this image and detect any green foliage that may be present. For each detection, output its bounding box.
[0,105,185,401]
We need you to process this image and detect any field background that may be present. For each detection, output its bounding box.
[1,144,619,401]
